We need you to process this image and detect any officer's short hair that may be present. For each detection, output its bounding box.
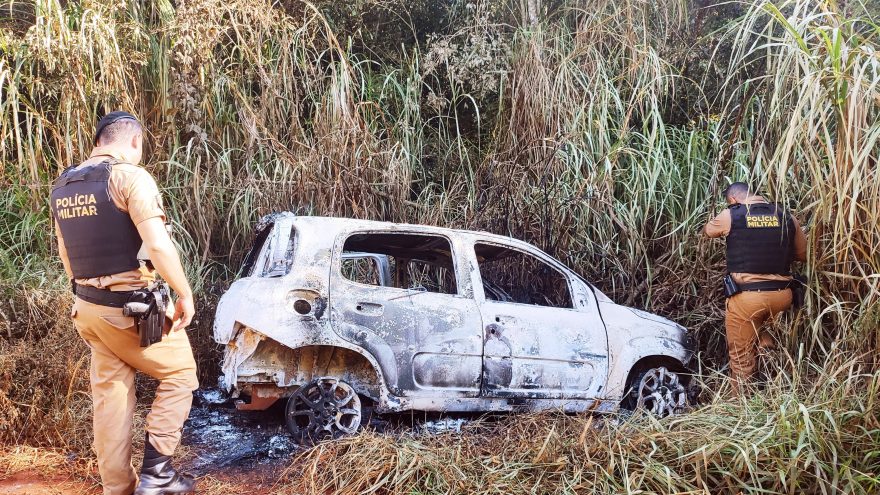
[723,182,751,200]
[96,118,142,146]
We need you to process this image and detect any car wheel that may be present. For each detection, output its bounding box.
[285,376,362,444]
[623,366,689,417]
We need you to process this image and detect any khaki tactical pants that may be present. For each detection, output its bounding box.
[725,288,792,390]
[72,298,198,495]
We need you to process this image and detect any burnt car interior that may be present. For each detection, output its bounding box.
[341,233,457,295]
[474,243,572,308]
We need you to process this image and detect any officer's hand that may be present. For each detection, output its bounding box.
[171,296,195,332]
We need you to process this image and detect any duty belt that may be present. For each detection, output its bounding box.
[74,284,150,307]
[74,283,168,347]
[738,280,796,292]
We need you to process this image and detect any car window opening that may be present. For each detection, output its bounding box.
[342,233,458,295]
[474,242,572,308]
[241,222,273,276]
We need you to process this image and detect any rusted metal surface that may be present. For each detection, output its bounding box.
[214,215,693,415]
[234,384,281,411]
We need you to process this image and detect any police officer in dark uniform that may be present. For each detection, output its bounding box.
[53,111,198,495]
[704,182,807,391]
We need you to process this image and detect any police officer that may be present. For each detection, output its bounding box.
[704,182,807,391]
[52,111,198,495]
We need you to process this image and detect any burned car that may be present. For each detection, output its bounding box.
[214,215,694,440]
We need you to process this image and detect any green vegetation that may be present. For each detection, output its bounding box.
[1,0,879,493]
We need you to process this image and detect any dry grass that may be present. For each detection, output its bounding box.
[3,356,877,494]
[286,354,880,494]
[0,446,80,479]
[0,286,91,451]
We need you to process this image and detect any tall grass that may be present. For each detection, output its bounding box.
[1,0,879,493]
[724,1,880,357]
[291,356,880,494]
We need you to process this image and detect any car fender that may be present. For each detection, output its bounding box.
[214,277,397,406]
[605,335,693,400]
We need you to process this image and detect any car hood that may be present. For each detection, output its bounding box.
[597,299,693,360]
[625,306,683,330]
[590,285,685,333]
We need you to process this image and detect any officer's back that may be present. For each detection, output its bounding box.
[53,111,198,495]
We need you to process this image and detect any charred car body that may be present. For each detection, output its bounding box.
[214,215,694,440]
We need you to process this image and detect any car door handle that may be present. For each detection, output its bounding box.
[355,301,384,316]
[486,323,502,335]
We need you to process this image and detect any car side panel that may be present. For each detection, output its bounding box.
[328,229,484,398]
[464,236,610,400]
[599,301,694,399]
[329,285,483,395]
[481,301,606,397]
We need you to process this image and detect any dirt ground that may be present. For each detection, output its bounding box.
[0,473,99,495]
[0,449,290,495]
[0,389,461,495]
[0,389,296,495]
[0,467,288,495]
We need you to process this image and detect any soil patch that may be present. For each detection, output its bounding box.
[0,472,99,495]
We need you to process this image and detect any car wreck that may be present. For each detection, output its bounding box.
[214,214,695,441]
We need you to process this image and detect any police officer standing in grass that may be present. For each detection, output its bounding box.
[52,111,198,495]
[704,182,807,391]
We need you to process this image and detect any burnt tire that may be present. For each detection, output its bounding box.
[621,365,691,417]
[285,377,362,444]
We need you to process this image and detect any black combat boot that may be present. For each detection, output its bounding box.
[134,434,196,495]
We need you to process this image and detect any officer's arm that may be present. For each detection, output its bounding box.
[136,217,194,330]
[55,222,73,279]
[703,209,731,238]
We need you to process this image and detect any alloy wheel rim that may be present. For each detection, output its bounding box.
[635,366,687,417]
[286,377,362,442]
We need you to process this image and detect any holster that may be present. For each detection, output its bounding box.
[136,303,162,348]
[122,284,168,348]
[723,274,740,298]
[790,273,807,309]
[75,283,170,347]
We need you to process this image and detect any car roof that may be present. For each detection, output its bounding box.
[266,213,608,299]
[280,214,523,244]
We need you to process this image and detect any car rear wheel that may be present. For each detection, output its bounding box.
[623,366,689,417]
[285,377,362,444]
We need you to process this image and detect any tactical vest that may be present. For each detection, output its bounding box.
[50,160,142,279]
[726,202,795,275]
